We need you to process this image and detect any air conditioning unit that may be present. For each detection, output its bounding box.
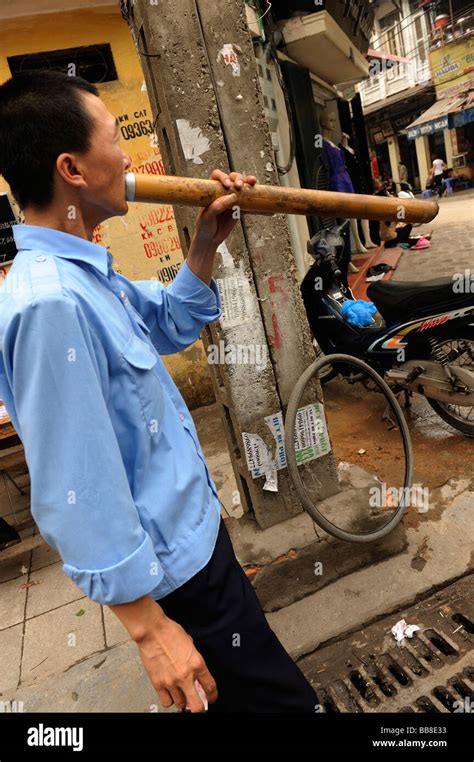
[453,154,467,168]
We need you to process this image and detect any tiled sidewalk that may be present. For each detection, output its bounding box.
[0,403,242,696]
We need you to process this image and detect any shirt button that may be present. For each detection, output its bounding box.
[179,413,184,422]
[120,289,129,304]
[35,255,47,262]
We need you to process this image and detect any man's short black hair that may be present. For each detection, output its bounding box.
[0,70,99,210]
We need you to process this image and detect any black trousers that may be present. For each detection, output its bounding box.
[157,517,318,713]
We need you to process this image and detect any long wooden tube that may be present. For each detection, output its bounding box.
[125,173,439,224]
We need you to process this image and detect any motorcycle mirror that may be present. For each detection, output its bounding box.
[334,219,350,237]
[307,229,326,257]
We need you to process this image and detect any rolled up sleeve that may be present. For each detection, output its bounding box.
[120,260,222,354]
[1,295,164,605]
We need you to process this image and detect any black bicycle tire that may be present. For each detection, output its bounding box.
[312,342,339,384]
[284,353,413,543]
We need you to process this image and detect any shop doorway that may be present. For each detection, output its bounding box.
[374,141,391,182]
[428,132,447,163]
[398,134,420,188]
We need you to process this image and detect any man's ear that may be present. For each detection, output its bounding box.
[56,153,87,190]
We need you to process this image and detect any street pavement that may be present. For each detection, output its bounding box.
[394,188,474,281]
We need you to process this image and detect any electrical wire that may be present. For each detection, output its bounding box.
[257,0,272,22]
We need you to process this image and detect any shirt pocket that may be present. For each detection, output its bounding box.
[120,333,164,436]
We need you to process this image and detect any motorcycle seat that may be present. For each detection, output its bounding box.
[367,277,473,326]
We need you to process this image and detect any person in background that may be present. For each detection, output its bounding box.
[398,162,408,184]
[370,149,381,190]
[430,154,448,196]
[383,176,397,195]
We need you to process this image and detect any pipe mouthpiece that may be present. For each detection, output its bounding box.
[124,172,136,202]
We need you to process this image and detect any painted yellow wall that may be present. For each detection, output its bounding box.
[0,4,214,409]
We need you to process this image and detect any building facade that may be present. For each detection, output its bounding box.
[359,0,473,190]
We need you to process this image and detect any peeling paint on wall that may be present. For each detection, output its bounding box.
[217,241,235,270]
[176,119,210,164]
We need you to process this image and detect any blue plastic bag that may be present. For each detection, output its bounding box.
[341,299,377,327]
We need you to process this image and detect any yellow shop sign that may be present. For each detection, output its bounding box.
[430,38,474,95]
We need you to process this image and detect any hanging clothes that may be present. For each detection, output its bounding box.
[322,139,354,193]
[340,144,366,195]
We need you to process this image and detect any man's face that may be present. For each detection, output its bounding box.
[74,91,131,222]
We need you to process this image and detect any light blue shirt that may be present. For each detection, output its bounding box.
[0,224,223,605]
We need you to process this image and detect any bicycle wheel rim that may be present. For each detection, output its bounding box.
[284,353,413,543]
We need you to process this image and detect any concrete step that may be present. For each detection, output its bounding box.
[228,465,408,613]
[266,481,473,661]
[251,520,406,613]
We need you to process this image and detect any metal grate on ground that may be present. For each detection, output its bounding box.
[297,575,473,713]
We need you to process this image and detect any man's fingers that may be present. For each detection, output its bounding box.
[181,679,207,713]
[209,169,258,190]
[195,667,218,704]
[229,173,257,189]
[169,685,187,711]
[157,687,174,709]
[203,193,237,217]
[243,174,257,184]
[209,169,232,188]
[228,171,245,189]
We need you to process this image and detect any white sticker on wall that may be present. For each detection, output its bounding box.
[242,404,331,485]
[241,412,284,491]
[216,267,253,328]
[242,432,273,478]
[217,43,241,76]
[216,275,247,327]
[176,119,210,165]
[264,412,286,471]
[293,403,331,464]
[216,241,235,271]
[263,466,278,492]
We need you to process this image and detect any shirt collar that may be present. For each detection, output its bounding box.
[12,224,112,277]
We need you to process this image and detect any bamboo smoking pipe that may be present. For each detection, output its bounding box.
[125,173,439,224]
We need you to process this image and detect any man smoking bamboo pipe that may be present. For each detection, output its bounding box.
[0,71,318,713]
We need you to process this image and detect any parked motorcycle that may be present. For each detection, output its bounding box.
[301,221,474,436]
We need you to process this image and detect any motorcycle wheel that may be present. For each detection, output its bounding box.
[425,329,474,437]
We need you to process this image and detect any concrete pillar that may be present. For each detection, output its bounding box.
[387,136,402,184]
[415,135,432,188]
[124,0,339,529]
[444,127,454,168]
